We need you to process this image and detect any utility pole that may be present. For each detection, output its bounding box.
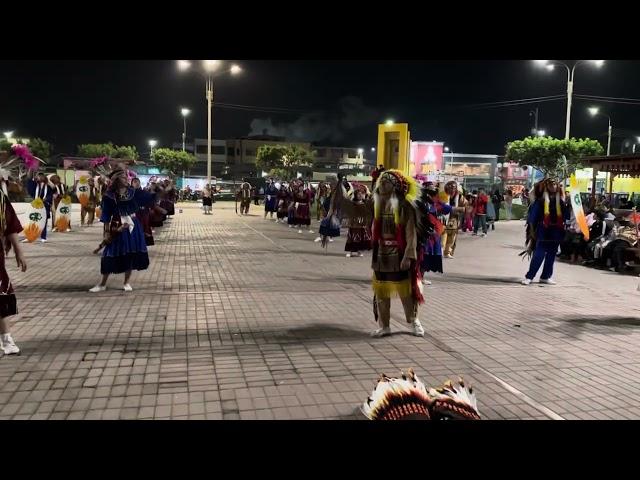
[529,108,539,135]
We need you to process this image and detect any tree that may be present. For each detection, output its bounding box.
[151,148,196,176]
[77,143,117,158]
[282,145,315,175]
[28,138,52,160]
[505,136,604,179]
[256,145,287,173]
[256,144,315,178]
[112,145,139,161]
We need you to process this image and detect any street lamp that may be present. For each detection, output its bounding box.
[180,108,190,152]
[149,139,157,162]
[444,146,454,175]
[385,119,394,126]
[537,129,546,137]
[534,60,605,139]
[177,60,242,188]
[3,131,13,140]
[588,106,612,156]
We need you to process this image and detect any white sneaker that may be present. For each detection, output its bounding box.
[289,225,293,228]
[308,230,314,234]
[20,239,29,243]
[65,228,71,232]
[412,320,425,337]
[314,237,322,243]
[422,278,432,286]
[346,253,352,258]
[540,278,556,285]
[481,233,487,238]
[89,285,107,293]
[123,284,133,292]
[445,254,454,259]
[371,327,391,338]
[40,238,47,243]
[298,229,303,234]
[52,228,58,232]
[328,238,334,243]
[357,252,364,257]
[521,279,532,285]
[1,334,20,355]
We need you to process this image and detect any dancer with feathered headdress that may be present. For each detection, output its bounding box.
[521,177,570,285]
[333,169,435,338]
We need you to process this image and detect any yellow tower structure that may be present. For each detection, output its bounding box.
[376,123,411,176]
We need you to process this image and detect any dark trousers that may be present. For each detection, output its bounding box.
[473,214,487,234]
[493,203,501,221]
[526,241,560,280]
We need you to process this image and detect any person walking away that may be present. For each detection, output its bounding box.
[473,188,489,237]
[202,185,213,215]
[492,189,503,223]
[239,181,252,215]
[504,189,513,221]
[487,199,496,232]
[521,178,569,285]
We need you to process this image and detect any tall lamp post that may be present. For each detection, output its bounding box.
[589,106,613,194]
[148,139,157,163]
[444,146,454,177]
[534,60,605,139]
[180,108,190,152]
[180,108,190,189]
[588,107,612,156]
[177,60,242,188]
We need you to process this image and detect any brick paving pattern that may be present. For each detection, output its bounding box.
[1,201,638,420]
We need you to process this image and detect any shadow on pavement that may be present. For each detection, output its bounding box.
[547,316,640,339]
[434,274,522,285]
[261,323,372,343]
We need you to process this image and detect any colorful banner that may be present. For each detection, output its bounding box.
[569,173,589,241]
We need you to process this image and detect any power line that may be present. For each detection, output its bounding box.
[451,95,565,110]
[574,95,640,106]
[455,96,566,111]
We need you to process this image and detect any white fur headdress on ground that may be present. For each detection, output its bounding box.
[362,369,480,420]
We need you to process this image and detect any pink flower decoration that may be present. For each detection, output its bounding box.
[12,144,31,158]
[24,155,40,171]
[127,170,137,179]
[90,156,108,168]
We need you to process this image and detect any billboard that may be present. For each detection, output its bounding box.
[409,141,444,177]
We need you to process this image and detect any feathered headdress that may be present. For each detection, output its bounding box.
[90,156,113,177]
[1,144,44,182]
[361,369,480,420]
[347,181,370,200]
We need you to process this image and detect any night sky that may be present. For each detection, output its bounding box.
[3,60,640,158]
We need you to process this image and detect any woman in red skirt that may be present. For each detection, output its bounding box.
[344,184,372,258]
[0,190,27,355]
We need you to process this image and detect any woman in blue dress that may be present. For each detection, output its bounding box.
[419,185,451,285]
[89,168,156,293]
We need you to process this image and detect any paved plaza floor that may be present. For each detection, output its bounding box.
[1,201,639,420]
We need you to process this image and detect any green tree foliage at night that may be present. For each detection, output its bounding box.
[151,148,196,176]
[256,144,315,178]
[77,143,139,160]
[505,136,604,179]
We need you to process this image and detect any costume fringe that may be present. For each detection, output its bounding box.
[372,277,412,299]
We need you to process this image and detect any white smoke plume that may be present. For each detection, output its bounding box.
[248,96,378,142]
